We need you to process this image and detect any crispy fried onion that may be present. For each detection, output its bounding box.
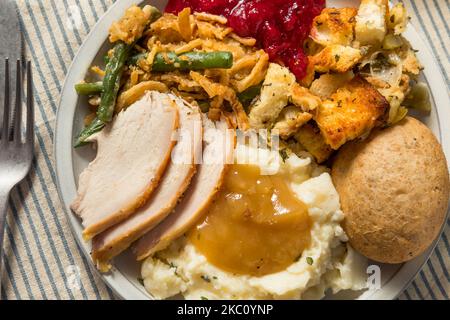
[152,12,233,43]
[154,73,204,92]
[196,20,233,40]
[229,33,256,47]
[190,71,249,130]
[231,50,269,92]
[194,12,228,24]
[91,66,105,77]
[170,88,208,102]
[202,38,248,59]
[177,7,193,42]
[115,81,168,112]
[174,38,203,54]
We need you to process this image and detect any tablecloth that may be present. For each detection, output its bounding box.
[2,0,449,300]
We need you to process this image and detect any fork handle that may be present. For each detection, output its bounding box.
[0,188,11,299]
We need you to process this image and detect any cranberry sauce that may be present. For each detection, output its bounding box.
[165,0,324,80]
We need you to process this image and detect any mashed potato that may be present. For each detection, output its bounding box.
[142,145,368,299]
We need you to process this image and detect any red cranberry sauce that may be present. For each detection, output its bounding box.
[165,0,325,80]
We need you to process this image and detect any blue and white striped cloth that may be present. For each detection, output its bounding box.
[1,0,449,299]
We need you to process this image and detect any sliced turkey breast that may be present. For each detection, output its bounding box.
[71,91,179,240]
[133,116,235,260]
[91,96,203,270]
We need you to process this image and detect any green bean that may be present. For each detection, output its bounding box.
[97,41,133,122]
[147,5,163,23]
[403,82,431,113]
[128,52,148,65]
[74,5,162,147]
[129,51,233,71]
[237,83,262,110]
[74,117,105,148]
[104,54,110,65]
[197,100,211,113]
[75,82,103,95]
[97,4,162,122]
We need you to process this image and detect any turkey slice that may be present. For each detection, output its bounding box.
[133,116,235,260]
[71,91,179,240]
[91,95,203,270]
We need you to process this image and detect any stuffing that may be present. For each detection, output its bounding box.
[355,0,388,46]
[311,45,362,73]
[402,48,422,75]
[293,122,333,163]
[290,83,322,112]
[248,63,296,128]
[310,8,358,46]
[369,73,410,125]
[109,5,155,44]
[315,76,388,149]
[272,106,313,139]
[309,72,354,99]
[387,3,408,35]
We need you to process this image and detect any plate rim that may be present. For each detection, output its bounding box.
[54,0,450,300]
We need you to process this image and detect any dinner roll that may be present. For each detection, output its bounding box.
[332,117,450,264]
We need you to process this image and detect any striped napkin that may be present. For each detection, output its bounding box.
[1,0,449,300]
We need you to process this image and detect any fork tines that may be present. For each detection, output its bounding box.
[1,59,34,145]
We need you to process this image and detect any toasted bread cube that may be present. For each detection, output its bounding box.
[355,0,388,46]
[310,8,358,46]
[309,71,354,99]
[294,122,333,163]
[273,106,313,139]
[248,63,296,128]
[290,83,322,112]
[312,45,362,73]
[315,76,388,150]
[387,3,408,35]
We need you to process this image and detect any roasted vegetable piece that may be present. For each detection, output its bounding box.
[403,82,431,113]
[97,41,133,122]
[75,82,103,95]
[129,51,233,71]
[74,117,105,148]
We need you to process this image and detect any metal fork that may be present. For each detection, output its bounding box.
[0,59,34,297]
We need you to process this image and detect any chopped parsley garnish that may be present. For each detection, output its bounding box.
[279,148,289,162]
[335,54,340,62]
[201,275,211,283]
[306,257,314,265]
[169,262,179,275]
[201,296,209,300]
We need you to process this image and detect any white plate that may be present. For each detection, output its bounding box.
[54,0,450,300]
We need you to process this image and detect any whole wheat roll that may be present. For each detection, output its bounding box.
[332,116,450,264]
